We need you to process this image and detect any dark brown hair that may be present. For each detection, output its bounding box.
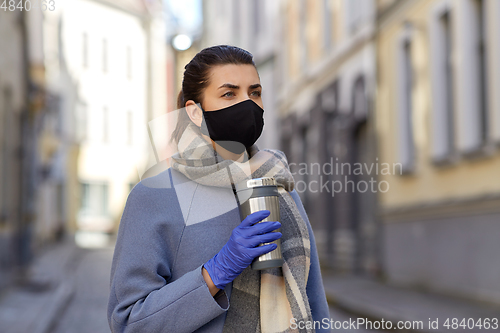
[170,45,257,145]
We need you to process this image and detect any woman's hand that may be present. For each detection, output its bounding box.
[203,210,281,290]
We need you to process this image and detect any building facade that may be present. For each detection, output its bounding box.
[199,0,381,276]
[0,9,30,291]
[276,0,380,276]
[0,8,65,291]
[201,0,282,151]
[187,0,500,306]
[52,0,167,234]
[376,0,500,305]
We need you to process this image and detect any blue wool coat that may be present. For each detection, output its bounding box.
[107,167,330,332]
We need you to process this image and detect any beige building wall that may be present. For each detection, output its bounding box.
[50,0,166,233]
[278,0,378,272]
[376,0,500,305]
[376,0,500,210]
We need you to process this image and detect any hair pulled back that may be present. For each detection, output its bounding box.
[171,45,256,145]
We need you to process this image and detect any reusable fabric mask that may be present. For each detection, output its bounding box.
[199,99,264,154]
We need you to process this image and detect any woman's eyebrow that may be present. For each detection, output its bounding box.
[217,83,262,90]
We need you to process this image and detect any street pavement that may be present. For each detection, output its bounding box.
[52,246,113,333]
[329,306,388,333]
[0,233,381,333]
[0,233,113,333]
[323,274,500,333]
[4,232,498,333]
[49,237,379,333]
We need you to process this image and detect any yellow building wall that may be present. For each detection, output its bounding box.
[307,0,322,64]
[332,0,344,45]
[376,0,500,210]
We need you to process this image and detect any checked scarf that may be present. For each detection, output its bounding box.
[170,123,314,333]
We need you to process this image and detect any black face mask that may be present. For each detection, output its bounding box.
[199,99,264,154]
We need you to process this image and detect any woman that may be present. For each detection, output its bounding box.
[107,45,330,333]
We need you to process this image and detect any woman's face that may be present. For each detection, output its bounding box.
[202,64,263,111]
[185,64,263,126]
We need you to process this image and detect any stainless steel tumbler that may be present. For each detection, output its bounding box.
[234,177,283,270]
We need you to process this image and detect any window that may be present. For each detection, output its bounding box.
[345,0,368,34]
[323,0,332,50]
[80,182,109,217]
[76,102,87,141]
[473,0,488,145]
[253,0,260,35]
[453,0,490,154]
[441,12,454,154]
[397,35,415,173]
[429,4,455,162]
[102,39,108,73]
[353,77,368,121]
[233,0,240,43]
[299,0,308,69]
[126,46,132,79]
[490,1,500,144]
[126,110,133,145]
[279,115,295,168]
[82,32,88,68]
[251,0,264,51]
[103,107,109,143]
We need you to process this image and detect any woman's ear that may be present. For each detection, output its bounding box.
[185,100,203,127]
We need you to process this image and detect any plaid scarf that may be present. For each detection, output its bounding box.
[170,123,314,333]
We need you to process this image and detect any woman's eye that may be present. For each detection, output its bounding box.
[222,91,234,97]
[252,90,262,97]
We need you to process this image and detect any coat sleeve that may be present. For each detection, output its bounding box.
[289,189,332,333]
[107,182,229,333]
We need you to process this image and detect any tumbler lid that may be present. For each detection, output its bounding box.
[235,177,277,192]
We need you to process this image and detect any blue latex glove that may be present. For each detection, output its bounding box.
[203,210,282,290]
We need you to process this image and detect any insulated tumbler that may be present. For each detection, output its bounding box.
[235,177,284,270]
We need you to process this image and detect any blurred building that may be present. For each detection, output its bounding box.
[201,0,282,151]
[276,0,380,276]
[0,9,29,291]
[200,0,381,275]
[164,0,500,307]
[0,0,167,293]
[376,0,500,305]
[165,0,203,104]
[49,0,167,234]
[0,8,66,291]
